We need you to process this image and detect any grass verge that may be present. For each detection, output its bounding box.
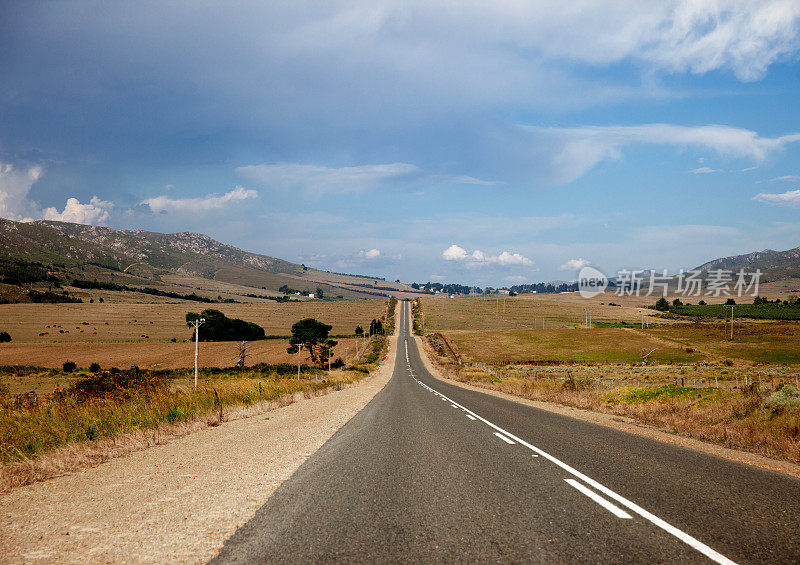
[423,335,800,463]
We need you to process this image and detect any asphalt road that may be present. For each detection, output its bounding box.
[213,300,800,564]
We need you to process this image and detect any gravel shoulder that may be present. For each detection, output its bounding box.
[412,334,800,480]
[0,331,397,564]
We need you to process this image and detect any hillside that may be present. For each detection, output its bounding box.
[0,218,417,301]
[694,246,800,282]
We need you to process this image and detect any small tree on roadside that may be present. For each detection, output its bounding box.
[355,324,364,336]
[287,318,338,368]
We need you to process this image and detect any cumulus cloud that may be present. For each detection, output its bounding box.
[0,163,43,221]
[753,189,800,207]
[42,196,113,225]
[442,244,533,267]
[0,162,113,225]
[141,186,257,214]
[527,124,800,184]
[359,248,381,259]
[559,258,591,271]
[236,163,419,193]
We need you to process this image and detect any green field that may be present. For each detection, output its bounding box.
[670,303,800,320]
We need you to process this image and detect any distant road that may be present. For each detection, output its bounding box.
[213,300,800,564]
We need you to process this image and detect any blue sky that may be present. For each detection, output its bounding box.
[2,1,800,286]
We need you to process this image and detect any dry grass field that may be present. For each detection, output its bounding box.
[425,295,800,366]
[445,328,704,365]
[0,300,386,343]
[0,337,369,377]
[423,294,661,332]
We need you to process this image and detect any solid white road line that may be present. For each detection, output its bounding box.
[565,479,632,520]
[410,377,736,565]
[466,414,477,421]
[493,432,516,445]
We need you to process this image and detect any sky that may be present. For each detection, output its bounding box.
[2,1,800,287]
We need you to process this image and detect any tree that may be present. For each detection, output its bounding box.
[316,287,324,299]
[287,318,338,368]
[369,318,384,336]
[725,298,736,305]
[355,324,364,336]
[698,300,707,305]
[186,309,265,341]
[672,298,683,307]
[411,283,420,290]
[654,297,670,311]
[0,331,10,343]
[63,361,77,373]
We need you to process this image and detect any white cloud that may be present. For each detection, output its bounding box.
[430,274,446,281]
[442,244,532,267]
[0,162,113,225]
[141,186,257,214]
[0,162,43,221]
[504,275,528,283]
[442,244,468,261]
[359,248,381,259]
[449,175,500,186]
[236,163,419,193]
[42,196,113,225]
[753,189,800,207]
[689,166,722,174]
[559,258,591,271]
[770,175,800,182]
[528,124,800,184]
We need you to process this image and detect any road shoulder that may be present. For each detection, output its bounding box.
[412,334,800,480]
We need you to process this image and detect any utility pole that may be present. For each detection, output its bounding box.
[641,311,644,329]
[730,306,734,340]
[189,317,206,388]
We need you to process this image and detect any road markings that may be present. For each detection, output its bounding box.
[493,432,515,445]
[466,414,477,420]
[565,479,632,519]
[410,377,736,565]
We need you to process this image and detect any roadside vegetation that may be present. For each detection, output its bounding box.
[424,333,800,463]
[0,297,397,490]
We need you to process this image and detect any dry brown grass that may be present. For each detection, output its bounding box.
[423,337,800,463]
[0,337,366,372]
[0,300,386,343]
[424,294,662,332]
[0,372,370,491]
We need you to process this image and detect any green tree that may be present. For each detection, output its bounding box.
[654,297,670,311]
[316,287,324,299]
[725,298,736,305]
[672,298,683,307]
[0,331,10,343]
[63,361,77,373]
[186,309,265,341]
[287,318,338,368]
[355,324,364,336]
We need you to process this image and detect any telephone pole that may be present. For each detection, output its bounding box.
[189,317,206,388]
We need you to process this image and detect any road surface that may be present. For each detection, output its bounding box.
[213,300,800,564]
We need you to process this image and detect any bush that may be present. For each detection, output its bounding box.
[763,385,800,415]
[331,357,345,369]
[0,331,11,343]
[89,362,101,373]
[63,361,77,373]
[725,298,736,305]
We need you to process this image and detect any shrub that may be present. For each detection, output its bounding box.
[654,297,669,311]
[725,298,736,305]
[63,361,77,373]
[89,362,101,373]
[0,331,11,343]
[763,385,800,415]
